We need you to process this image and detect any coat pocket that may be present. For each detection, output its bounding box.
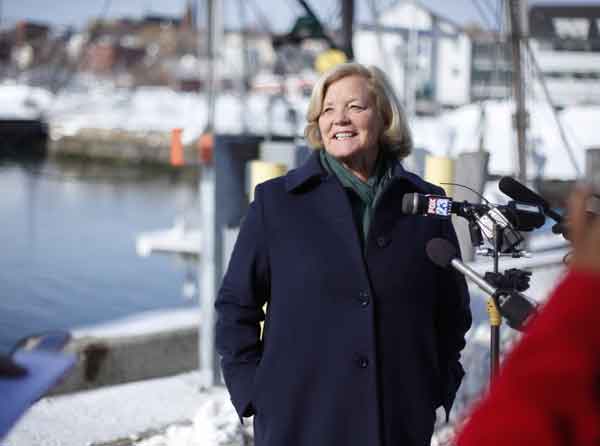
[251,359,267,414]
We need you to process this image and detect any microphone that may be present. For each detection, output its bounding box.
[426,238,537,331]
[402,193,455,218]
[402,193,524,252]
[499,177,563,224]
[402,192,544,231]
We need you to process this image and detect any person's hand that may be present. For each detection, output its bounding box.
[566,185,600,273]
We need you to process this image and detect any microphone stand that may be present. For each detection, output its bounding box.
[488,222,502,380]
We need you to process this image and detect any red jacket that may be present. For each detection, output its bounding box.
[457,270,600,446]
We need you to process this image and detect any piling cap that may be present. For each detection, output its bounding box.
[198,132,214,165]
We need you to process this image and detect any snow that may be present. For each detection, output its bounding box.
[135,399,252,446]
[3,82,599,180]
[71,307,201,339]
[4,372,235,446]
[434,99,598,180]
[0,81,54,120]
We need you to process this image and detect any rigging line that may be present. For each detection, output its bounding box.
[472,0,496,30]
[366,0,392,73]
[523,39,582,178]
[324,1,342,27]
[247,0,273,33]
[480,0,502,30]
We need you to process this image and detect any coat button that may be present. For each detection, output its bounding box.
[356,356,369,368]
[376,236,388,247]
[358,291,370,307]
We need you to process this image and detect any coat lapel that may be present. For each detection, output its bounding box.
[312,175,366,271]
[285,151,366,272]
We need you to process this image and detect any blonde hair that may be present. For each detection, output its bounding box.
[304,63,413,159]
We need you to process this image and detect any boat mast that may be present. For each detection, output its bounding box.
[341,0,355,60]
[205,0,222,133]
[508,0,528,183]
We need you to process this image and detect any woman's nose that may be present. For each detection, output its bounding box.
[332,108,349,124]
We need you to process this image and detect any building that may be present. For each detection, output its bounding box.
[528,5,600,106]
[353,0,472,112]
[467,27,513,101]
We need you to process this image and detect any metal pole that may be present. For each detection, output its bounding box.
[405,0,418,120]
[198,0,222,389]
[199,163,218,388]
[508,0,527,183]
[237,0,249,133]
[341,0,354,60]
[205,0,221,133]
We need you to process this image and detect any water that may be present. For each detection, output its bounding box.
[0,155,201,354]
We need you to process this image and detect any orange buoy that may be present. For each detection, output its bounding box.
[170,128,184,167]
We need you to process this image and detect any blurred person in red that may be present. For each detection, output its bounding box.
[457,186,600,446]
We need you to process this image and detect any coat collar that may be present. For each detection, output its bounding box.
[285,149,432,194]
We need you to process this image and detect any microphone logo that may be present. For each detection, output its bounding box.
[426,196,452,217]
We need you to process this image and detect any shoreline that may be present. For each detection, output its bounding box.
[49,127,202,167]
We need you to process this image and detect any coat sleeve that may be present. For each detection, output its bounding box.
[436,218,472,421]
[457,270,600,446]
[215,185,270,419]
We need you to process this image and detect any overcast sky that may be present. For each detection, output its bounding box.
[2,0,599,32]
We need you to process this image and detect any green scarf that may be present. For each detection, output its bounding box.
[320,149,392,245]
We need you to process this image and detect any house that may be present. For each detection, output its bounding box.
[353,0,472,112]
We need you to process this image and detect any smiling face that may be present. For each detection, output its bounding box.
[318,75,382,164]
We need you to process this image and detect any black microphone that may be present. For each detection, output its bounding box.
[402,192,544,231]
[499,177,563,223]
[402,192,528,252]
[426,238,537,331]
[401,193,480,219]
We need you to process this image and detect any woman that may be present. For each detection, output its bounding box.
[215,63,471,446]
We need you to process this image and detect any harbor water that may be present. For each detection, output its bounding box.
[0,152,201,353]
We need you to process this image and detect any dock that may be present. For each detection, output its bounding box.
[0,118,48,157]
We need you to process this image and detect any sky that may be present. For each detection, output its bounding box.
[2,0,599,33]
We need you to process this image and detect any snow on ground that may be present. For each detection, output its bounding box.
[135,398,251,446]
[72,307,201,339]
[5,373,232,446]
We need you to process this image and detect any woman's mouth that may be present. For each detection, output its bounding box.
[334,132,356,140]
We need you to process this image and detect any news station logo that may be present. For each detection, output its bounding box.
[427,197,452,217]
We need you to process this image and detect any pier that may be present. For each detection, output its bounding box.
[0,118,47,157]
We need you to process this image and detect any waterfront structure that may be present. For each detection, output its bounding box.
[468,28,513,101]
[528,5,600,107]
[353,0,471,112]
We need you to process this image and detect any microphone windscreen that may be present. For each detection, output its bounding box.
[401,193,419,215]
[499,177,549,209]
[426,238,457,268]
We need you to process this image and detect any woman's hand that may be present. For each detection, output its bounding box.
[566,185,600,273]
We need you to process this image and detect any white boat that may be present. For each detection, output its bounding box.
[136,218,202,258]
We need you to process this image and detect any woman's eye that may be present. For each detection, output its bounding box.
[350,104,363,110]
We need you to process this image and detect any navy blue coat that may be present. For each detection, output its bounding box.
[215,151,471,446]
